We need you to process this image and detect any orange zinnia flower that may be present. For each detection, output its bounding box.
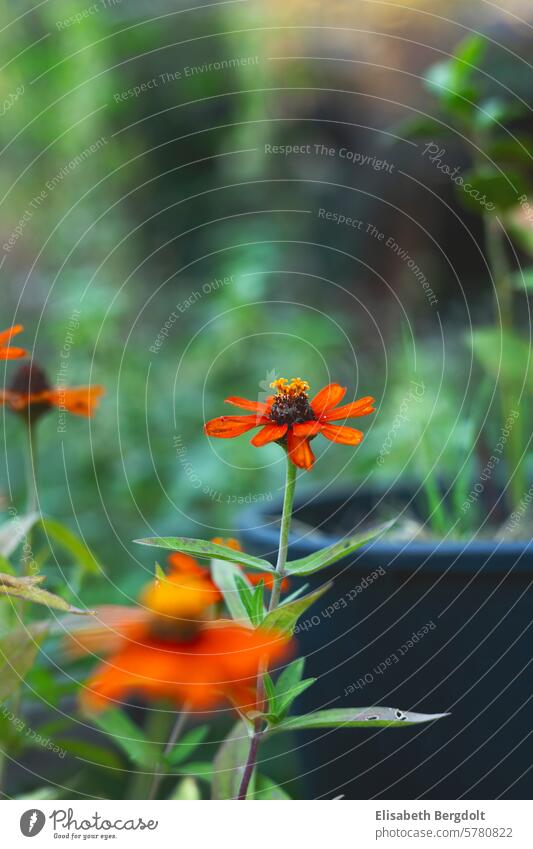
[0,325,26,360]
[71,572,289,712]
[204,377,375,470]
[1,362,104,423]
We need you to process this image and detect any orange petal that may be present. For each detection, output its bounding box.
[287,430,315,470]
[0,346,27,360]
[46,386,104,417]
[0,325,26,359]
[250,423,287,446]
[168,551,205,577]
[320,424,364,445]
[204,415,264,438]
[323,396,376,421]
[211,537,241,552]
[311,383,346,416]
[81,625,289,712]
[248,572,289,592]
[292,420,322,437]
[225,396,268,413]
[0,389,31,410]
[65,605,151,658]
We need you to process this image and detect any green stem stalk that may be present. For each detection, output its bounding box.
[24,421,38,517]
[237,454,297,800]
[269,458,297,611]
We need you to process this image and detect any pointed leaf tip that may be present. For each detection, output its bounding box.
[270,707,449,732]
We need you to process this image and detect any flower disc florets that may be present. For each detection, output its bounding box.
[269,378,315,426]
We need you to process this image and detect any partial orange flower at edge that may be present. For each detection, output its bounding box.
[1,362,104,420]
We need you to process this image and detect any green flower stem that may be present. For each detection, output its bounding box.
[269,457,297,611]
[25,421,38,517]
[237,454,297,800]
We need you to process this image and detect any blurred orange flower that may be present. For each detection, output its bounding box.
[0,325,26,360]
[1,362,104,422]
[204,377,375,470]
[71,571,289,712]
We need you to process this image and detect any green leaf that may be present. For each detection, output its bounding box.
[50,739,123,769]
[0,512,40,558]
[211,721,251,800]
[394,115,455,141]
[0,624,48,702]
[424,36,485,114]
[175,761,212,782]
[212,560,251,624]
[286,520,395,575]
[234,574,262,626]
[0,573,89,614]
[507,209,533,257]
[454,34,487,68]
[134,536,274,573]
[154,562,166,580]
[0,555,15,575]
[424,64,478,114]
[475,98,527,130]
[38,518,100,575]
[264,659,313,724]
[274,658,305,697]
[252,580,265,626]
[261,583,331,636]
[487,137,533,167]
[170,777,201,799]
[279,583,310,605]
[262,672,278,716]
[252,774,291,800]
[470,326,533,392]
[16,785,71,801]
[271,678,316,722]
[510,269,533,292]
[87,709,159,769]
[164,725,209,767]
[271,707,450,733]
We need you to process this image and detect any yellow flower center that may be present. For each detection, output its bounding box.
[269,378,314,426]
[141,574,218,623]
[270,377,310,398]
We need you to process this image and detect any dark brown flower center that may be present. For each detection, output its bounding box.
[268,378,315,426]
[8,362,52,423]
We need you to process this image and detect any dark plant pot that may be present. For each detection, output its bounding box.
[240,486,533,800]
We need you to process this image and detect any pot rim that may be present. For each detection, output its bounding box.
[240,486,533,574]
